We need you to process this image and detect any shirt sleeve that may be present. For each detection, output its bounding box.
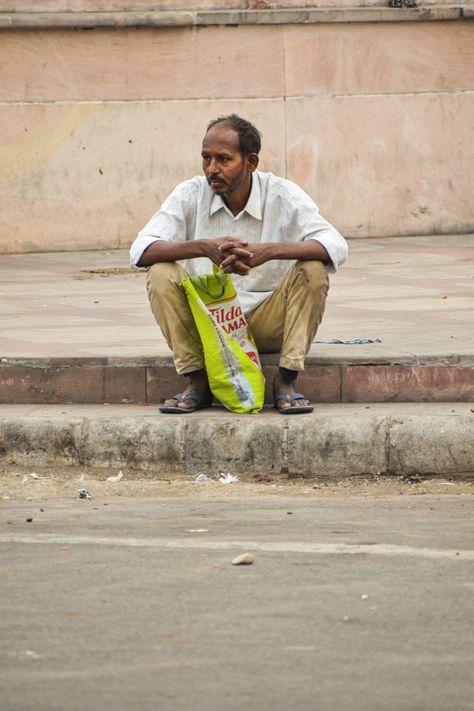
[306,226,348,273]
[281,182,348,273]
[129,179,199,269]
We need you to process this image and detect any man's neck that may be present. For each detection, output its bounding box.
[224,175,253,217]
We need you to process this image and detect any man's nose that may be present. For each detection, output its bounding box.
[208,158,219,174]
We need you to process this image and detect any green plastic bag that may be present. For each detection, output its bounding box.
[181,265,265,413]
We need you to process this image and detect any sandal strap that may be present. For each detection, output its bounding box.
[172,391,208,406]
[274,392,308,403]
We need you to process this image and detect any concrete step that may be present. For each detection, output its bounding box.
[1,356,473,405]
[1,403,473,479]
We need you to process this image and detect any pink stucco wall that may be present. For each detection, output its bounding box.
[0,4,473,253]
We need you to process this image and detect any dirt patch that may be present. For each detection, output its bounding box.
[74,267,139,279]
[0,467,473,503]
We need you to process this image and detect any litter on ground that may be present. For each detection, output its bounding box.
[106,471,123,483]
[219,473,239,485]
[195,473,210,483]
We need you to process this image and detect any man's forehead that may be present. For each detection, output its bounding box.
[202,125,240,152]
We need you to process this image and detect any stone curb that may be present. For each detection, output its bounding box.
[0,6,469,29]
[1,405,473,478]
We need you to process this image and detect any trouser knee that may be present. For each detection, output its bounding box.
[294,260,328,285]
[289,260,329,299]
[146,261,184,298]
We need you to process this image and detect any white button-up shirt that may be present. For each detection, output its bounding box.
[130,171,348,314]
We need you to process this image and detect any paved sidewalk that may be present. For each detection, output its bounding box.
[1,234,473,364]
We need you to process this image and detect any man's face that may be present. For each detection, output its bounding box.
[201,125,252,198]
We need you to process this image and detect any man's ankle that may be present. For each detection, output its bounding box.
[185,368,206,380]
[184,369,210,393]
[278,367,298,383]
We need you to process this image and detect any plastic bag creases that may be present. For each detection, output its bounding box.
[181,266,265,414]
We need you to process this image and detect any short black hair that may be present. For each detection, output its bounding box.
[206,114,262,156]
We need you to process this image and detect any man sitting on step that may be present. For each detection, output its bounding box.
[130,114,348,414]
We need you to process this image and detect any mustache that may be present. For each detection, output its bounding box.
[207,177,226,185]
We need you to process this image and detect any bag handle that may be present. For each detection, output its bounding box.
[195,264,228,299]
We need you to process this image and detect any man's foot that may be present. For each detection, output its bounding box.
[159,371,213,413]
[273,373,314,414]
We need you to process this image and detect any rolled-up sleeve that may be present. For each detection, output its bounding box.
[307,227,348,272]
[129,179,198,269]
[129,234,162,270]
[282,184,348,272]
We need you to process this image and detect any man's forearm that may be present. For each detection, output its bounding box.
[269,240,328,262]
[138,236,329,269]
[218,238,330,274]
[245,239,330,268]
[137,240,204,267]
[138,236,251,269]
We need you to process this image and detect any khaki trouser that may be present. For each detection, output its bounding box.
[146,260,329,375]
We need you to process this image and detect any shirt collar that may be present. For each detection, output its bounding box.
[209,172,262,221]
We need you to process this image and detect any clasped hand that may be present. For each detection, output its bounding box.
[205,237,268,276]
[218,237,253,275]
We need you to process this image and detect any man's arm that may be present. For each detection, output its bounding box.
[132,177,251,272]
[219,239,330,274]
[137,236,253,269]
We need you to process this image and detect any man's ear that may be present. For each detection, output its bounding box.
[246,153,259,172]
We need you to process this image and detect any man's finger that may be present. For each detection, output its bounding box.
[219,254,236,269]
[218,239,248,251]
[234,261,251,275]
[219,247,253,262]
[227,247,253,258]
[222,258,251,275]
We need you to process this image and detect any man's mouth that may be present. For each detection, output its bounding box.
[208,178,225,188]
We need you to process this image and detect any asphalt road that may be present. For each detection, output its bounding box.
[1,492,474,711]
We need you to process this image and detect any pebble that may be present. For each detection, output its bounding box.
[232,552,254,566]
